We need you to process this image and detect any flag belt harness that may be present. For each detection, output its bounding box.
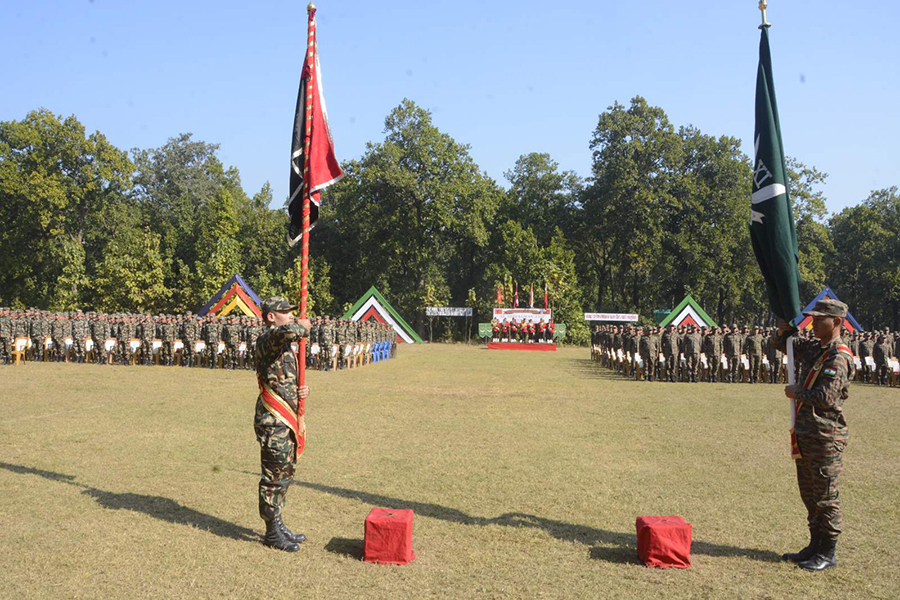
[258,377,306,461]
[790,343,852,460]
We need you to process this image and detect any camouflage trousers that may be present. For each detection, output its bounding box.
[685,354,699,382]
[72,338,85,361]
[795,435,845,539]
[747,355,761,382]
[0,338,9,363]
[92,338,107,363]
[160,342,173,365]
[254,398,296,522]
[728,357,740,382]
[224,346,238,369]
[206,344,218,368]
[640,352,655,380]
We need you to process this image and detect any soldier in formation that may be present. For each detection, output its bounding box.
[1,308,401,371]
[588,321,897,388]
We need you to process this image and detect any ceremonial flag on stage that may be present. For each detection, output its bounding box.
[544,281,548,309]
[514,284,519,308]
[529,284,534,308]
[287,5,344,246]
[496,285,503,307]
[749,25,801,324]
[751,19,803,460]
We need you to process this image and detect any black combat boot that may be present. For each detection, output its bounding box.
[278,519,307,545]
[782,530,819,563]
[262,517,300,552]
[798,536,837,571]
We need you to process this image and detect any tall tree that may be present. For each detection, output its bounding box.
[318,99,502,334]
[0,109,133,309]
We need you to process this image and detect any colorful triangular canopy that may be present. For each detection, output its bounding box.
[198,274,262,318]
[792,286,862,333]
[658,294,717,328]
[342,286,423,344]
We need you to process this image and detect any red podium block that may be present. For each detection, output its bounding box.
[364,508,416,565]
[636,516,692,568]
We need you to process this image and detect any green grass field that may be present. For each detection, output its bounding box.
[2,345,898,599]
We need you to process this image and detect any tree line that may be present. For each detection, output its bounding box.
[1,97,897,344]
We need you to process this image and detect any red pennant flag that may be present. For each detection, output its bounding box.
[514,283,519,308]
[287,6,344,246]
[544,281,548,309]
[496,285,503,307]
[529,284,534,308]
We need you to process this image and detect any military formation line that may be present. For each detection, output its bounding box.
[0,308,398,371]
[590,323,900,387]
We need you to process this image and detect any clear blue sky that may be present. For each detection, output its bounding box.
[2,0,897,215]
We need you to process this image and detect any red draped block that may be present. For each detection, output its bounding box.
[636,516,692,568]
[364,508,416,565]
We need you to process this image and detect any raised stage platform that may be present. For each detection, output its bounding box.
[488,341,557,351]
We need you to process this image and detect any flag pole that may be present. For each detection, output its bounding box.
[755,0,798,433]
[758,0,771,28]
[298,2,317,396]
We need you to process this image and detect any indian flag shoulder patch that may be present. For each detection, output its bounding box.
[823,368,838,377]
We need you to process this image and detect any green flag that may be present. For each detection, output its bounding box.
[750,25,802,323]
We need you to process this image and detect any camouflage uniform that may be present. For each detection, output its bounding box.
[117,316,134,365]
[91,315,110,364]
[745,328,764,383]
[723,326,742,383]
[71,311,88,363]
[51,315,71,362]
[253,302,309,525]
[204,317,221,369]
[778,299,853,571]
[0,309,11,364]
[683,326,702,383]
[662,326,678,382]
[181,313,199,367]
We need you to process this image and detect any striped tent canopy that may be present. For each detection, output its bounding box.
[197,274,262,318]
[658,294,717,328]
[342,286,423,344]
[792,286,863,333]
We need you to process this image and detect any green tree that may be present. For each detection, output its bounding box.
[829,187,900,328]
[786,158,834,303]
[318,99,502,334]
[92,226,171,312]
[0,109,133,309]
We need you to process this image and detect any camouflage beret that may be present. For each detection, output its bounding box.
[261,297,297,314]
[803,298,848,319]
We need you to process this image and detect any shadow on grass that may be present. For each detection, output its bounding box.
[295,481,782,564]
[0,462,259,543]
[563,358,639,381]
[324,537,365,559]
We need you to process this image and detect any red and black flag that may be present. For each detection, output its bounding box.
[288,5,344,246]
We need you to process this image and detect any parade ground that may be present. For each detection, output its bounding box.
[1,344,898,600]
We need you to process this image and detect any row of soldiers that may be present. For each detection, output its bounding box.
[590,323,899,386]
[490,319,557,343]
[0,308,398,371]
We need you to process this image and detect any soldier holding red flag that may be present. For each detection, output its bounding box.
[253,298,312,552]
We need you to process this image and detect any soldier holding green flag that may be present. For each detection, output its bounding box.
[751,2,849,572]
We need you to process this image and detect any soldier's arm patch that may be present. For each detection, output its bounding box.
[823,368,837,377]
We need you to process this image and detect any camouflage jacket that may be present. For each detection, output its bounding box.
[91,320,110,340]
[723,333,742,357]
[683,333,702,355]
[781,336,852,442]
[744,334,764,356]
[0,316,10,338]
[254,323,309,412]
